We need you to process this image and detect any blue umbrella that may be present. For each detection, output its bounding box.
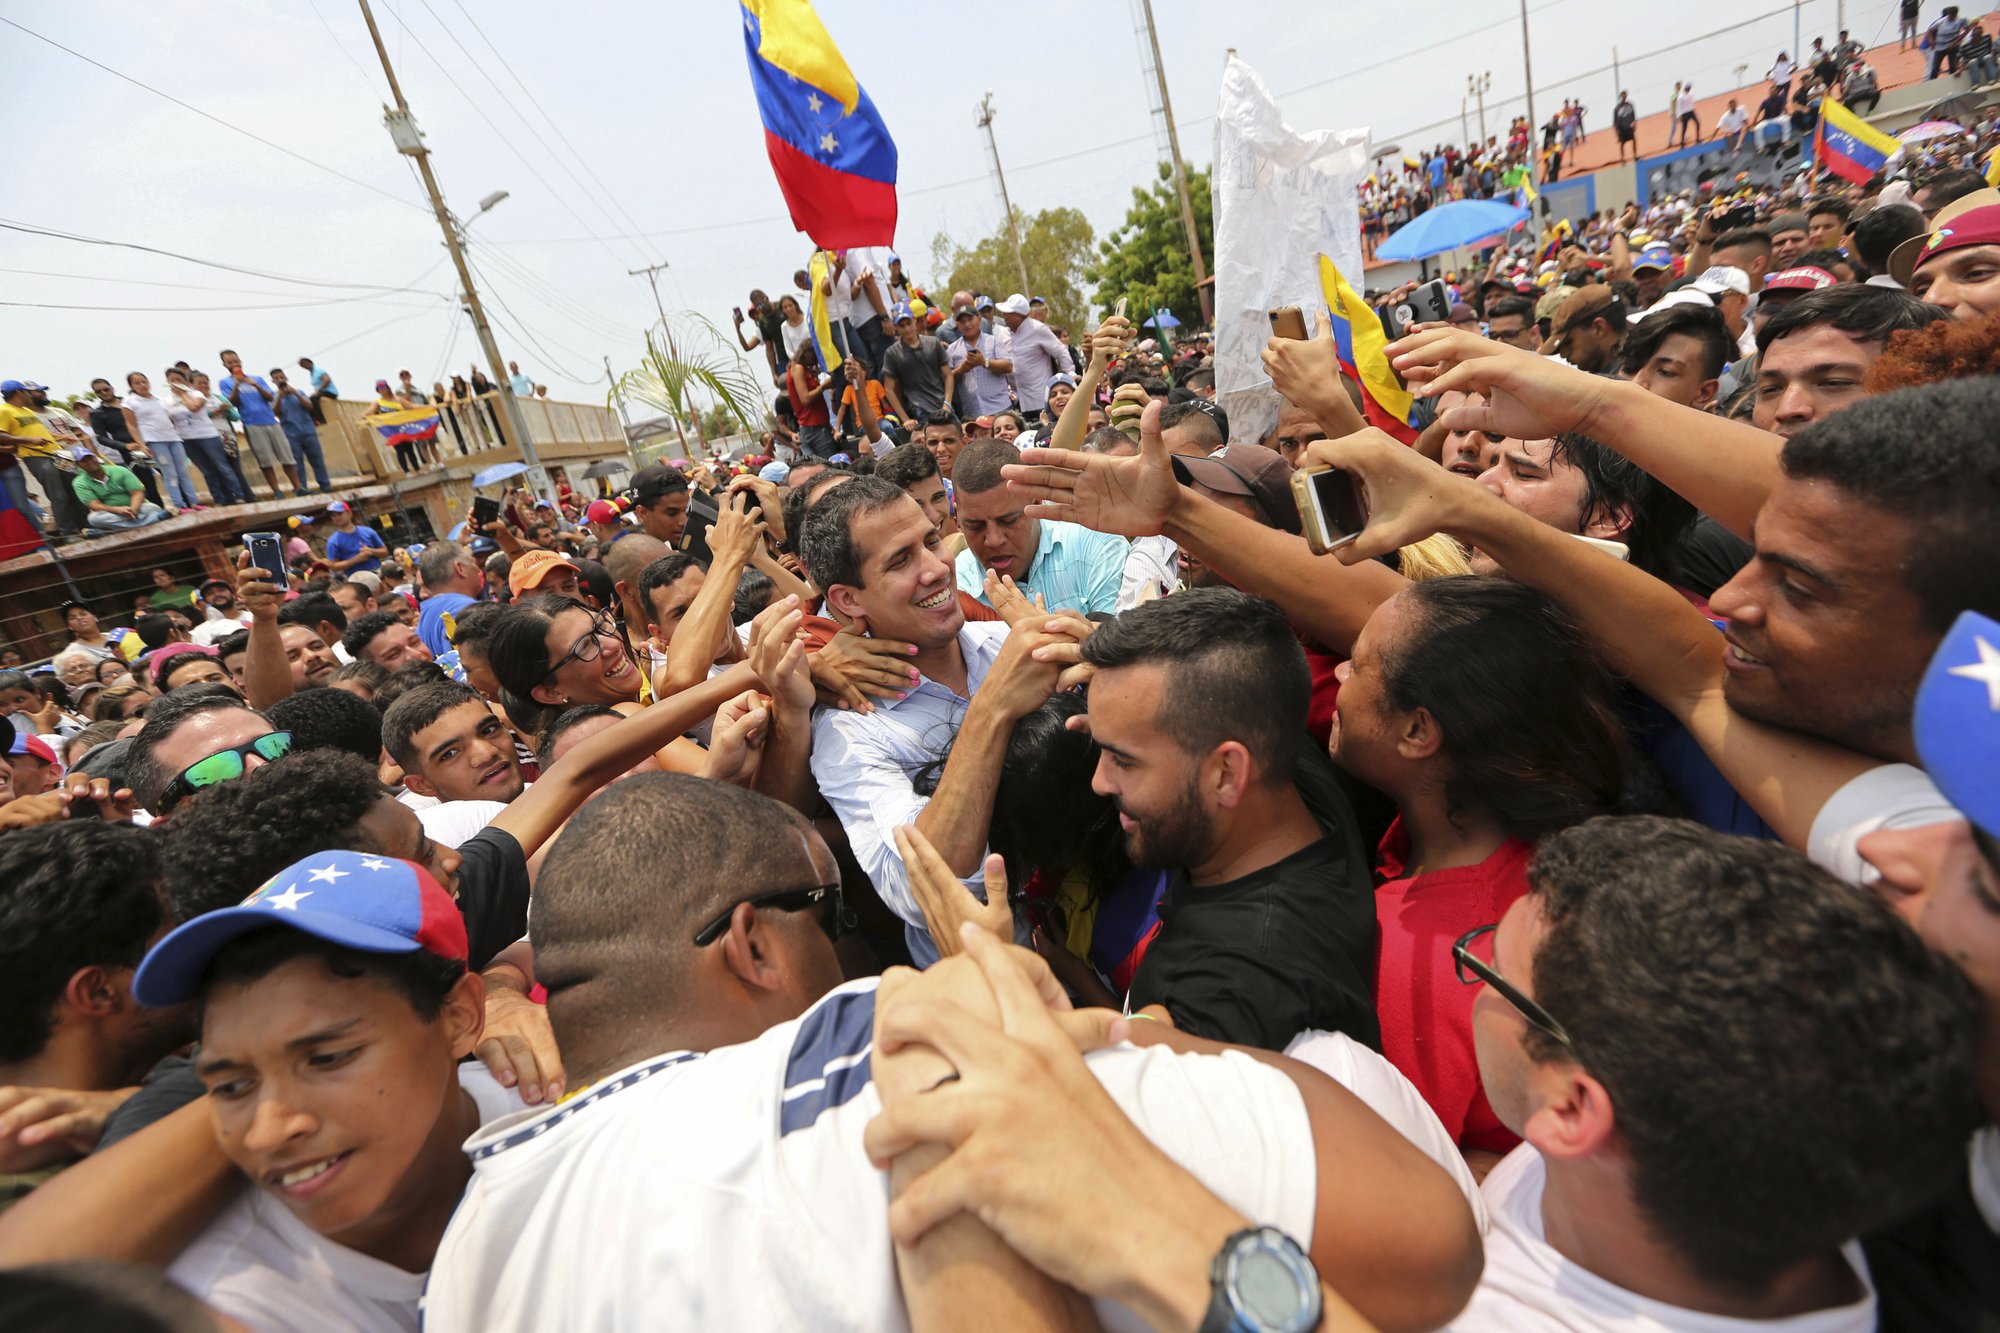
[1144,309,1181,329]
[1374,199,1532,262]
[471,461,529,488]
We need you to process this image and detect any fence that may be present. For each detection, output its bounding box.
[319,391,627,480]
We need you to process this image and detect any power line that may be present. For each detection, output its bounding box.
[467,258,600,381]
[0,218,450,294]
[0,16,425,214]
[314,306,452,355]
[441,0,655,245]
[0,293,446,313]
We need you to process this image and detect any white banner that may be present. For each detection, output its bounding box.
[1211,53,1370,447]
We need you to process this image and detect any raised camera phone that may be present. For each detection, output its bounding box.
[1268,305,1310,340]
[679,486,720,566]
[244,531,288,586]
[1289,466,1368,556]
[1376,279,1451,339]
[732,306,745,323]
[471,495,501,527]
[1715,203,1757,234]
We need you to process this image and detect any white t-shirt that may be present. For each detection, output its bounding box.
[1447,1147,1875,1332]
[781,317,811,361]
[417,798,512,849]
[1806,763,1960,884]
[190,614,254,648]
[1678,89,1696,116]
[1284,1029,1485,1224]
[426,979,1315,1332]
[169,1064,521,1333]
[823,260,858,325]
[1720,107,1749,133]
[123,391,177,443]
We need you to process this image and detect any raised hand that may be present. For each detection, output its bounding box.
[894,825,1014,957]
[709,489,769,570]
[1387,326,1610,442]
[1298,428,1490,565]
[983,569,1047,628]
[1005,399,1180,538]
[810,624,921,712]
[745,595,806,698]
[703,689,771,787]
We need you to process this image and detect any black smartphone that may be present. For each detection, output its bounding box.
[472,495,501,526]
[244,531,288,585]
[733,305,745,322]
[679,487,721,567]
[1289,466,1368,556]
[1717,203,1757,233]
[1377,279,1451,339]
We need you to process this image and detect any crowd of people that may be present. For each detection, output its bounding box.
[0,354,567,542]
[9,45,2000,1333]
[1361,15,1994,260]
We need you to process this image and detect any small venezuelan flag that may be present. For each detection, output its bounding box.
[807,248,844,374]
[1813,98,1899,187]
[740,0,898,249]
[1318,255,1420,445]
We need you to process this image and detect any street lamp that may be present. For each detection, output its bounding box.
[476,189,510,215]
[1467,71,1492,144]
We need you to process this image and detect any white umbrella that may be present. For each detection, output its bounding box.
[1899,120,1967,144]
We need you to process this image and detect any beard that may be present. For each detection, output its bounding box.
[1120,772,1217,870]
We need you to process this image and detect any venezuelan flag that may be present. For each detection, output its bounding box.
[0,460,39,560]
[806,248,844,374]
[740,0,898,249]
[1318,254,1419,445]
[1813,98,1899,186]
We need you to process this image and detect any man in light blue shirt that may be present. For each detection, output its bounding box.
[507,360,534,398]
[800,475,1079,964]
[949,438,1128,617]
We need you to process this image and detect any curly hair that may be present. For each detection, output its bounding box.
[266,686,384,764]
[1864,311,2000,393]
[154,749,386,921]
[0,824,165,1062]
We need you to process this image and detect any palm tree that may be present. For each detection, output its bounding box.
[612,312,765,460]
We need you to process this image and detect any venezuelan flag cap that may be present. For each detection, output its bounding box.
[134,850,468,1006]
[1914,610,2000,841]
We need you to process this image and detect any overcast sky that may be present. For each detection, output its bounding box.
[1,0,1895,405]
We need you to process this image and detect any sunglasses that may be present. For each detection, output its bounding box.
[156,732,293,812]
[1453,923,1572,1047]
[691,883,845,947]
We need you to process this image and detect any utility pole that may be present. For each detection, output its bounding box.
[354,0,544,497]
[604,353,644,474]
[1138,0,1212,326]
[975,92,1032,296]
[1468,70,1493,143]
[628,260,690,459]
[1519,0,1538,158]
[1612,47,1622,98]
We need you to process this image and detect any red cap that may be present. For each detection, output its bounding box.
[586,499,620,524]
[1762,265,1837,293]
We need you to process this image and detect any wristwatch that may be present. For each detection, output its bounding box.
[1198,1226,1323,1333]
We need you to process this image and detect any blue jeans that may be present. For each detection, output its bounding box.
[147,439,198,508]
[1967,53,2000,85]
[284,425,332,491]
[87,502,168,531]
[183,435,249,504]
[1,464,45,529]
[24,455,86,533]
[797,423,835,458]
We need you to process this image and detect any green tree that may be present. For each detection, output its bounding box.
[1085,162,1212,330]
[612,312,765,458]
[929,206,1095,334]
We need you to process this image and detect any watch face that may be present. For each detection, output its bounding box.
[1235,1248,1305,1324]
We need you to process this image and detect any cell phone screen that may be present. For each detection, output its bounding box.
[1310,468,1368,541]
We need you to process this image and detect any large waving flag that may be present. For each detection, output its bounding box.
[1319,254,1420,444]
[1814,98,1899,186]
[740,1,898,249]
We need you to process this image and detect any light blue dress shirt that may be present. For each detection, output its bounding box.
[810,620,1013,966]
[954,518,1130,618]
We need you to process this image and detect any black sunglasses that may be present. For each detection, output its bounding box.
[1453,924,1572,1047]
[691,883,844,947]
[542,608,620,685]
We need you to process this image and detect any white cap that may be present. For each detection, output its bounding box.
[1632,289,1717,324]
[1690,265,1751,299]
[996,293,1032,316]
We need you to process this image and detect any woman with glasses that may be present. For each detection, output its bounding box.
[485,595,707,773]
[1329,575,1627,1166]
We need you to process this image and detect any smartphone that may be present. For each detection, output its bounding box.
[1290,466,1368,555]
[1717,203,1756,233]
[1268,306,1310,340]
[471,495,501,526]
[1377,279,1451,339]
[680,487,721,566]
[1114,297,1129,320]
[244,531,288,586]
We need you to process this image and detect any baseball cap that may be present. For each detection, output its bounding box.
[148,642,220,688]
[631,464,687,505]
[132,851,469,1007]
[198,575,234,593]
[975,295,995,312]
[508,548,581,597]
[1049,372,1078,390]
[1763,265,1838,294]
[953,304,978,320]
[1170,444,1301,536]
[972,416,995,431]
[1632,243,1675,273]
[585,498,621,524]
[68,446,95,462]
[325,500,351,514]
[1029,295,1047,307]
[1894,196,2000,286]
[1915,610,2000,841]
[1547,285,1620,338]
[0,380,23,395]
[891,301,914,323]
[348,570,383,595]
[5,732,57,768]
[1768,211,1809,237]
[1689,266,1752,299]
[759,459,792,484]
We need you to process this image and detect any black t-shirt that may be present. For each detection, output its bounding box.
[1127,749,1379,1051]
[882,336,949,421]
[756,307,787,356]
[1613,101,1637,132]
[1865,1153,2000,1332]
[1670,514,1754,600]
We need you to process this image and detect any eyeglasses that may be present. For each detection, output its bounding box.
[691,883,844,947]
[1452,923,1572,1047]
[155,731,293,812]
[542,609,619,684]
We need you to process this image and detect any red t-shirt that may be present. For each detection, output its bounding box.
[1372,817,1533,1155]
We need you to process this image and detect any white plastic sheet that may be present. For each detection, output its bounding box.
[1211,53,1371,447]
